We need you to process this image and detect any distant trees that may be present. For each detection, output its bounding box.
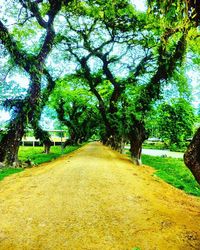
[50,78,100,146]
[52,0,189,164]
[156,99,195,150]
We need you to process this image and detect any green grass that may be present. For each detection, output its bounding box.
[0,145,81,182]
[0,168,24,181]
[143,141,166,150]
[19,145,81,165]
[143,141,190,152]
[142,154,200,197]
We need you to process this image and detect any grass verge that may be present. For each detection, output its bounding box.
[143,141,189,152]
[142,154,200,197]
[143,142,166,150]
[0,145,81,182]
[19,145,81,165]
[0,168,24,181]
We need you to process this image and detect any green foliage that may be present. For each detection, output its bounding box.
[156,98,195,150]
[0,0,198,170]
[142,154,200,197]
[0,168,23,181]
[148,0,200,27]
[143,141,166,150]
[167,69,191,98]
[50,77,100,143]
[18,145,81,165]
[0,145,81,181]
[0,79,27,101]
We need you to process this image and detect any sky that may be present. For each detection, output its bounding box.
[131,0,147,11]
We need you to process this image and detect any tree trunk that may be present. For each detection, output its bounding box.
[118,136,126,154]
[63,131,78,148]
[130,139,143,165]
[0,114,25,167]
[43,141,52,154]
[0,1,62,166]
[184,127,200,185]
[0,75,41,167]
[108,135,125,153]
[129,119,148,166]
[31,124,53,154]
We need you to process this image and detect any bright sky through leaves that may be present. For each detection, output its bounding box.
[0,0,199,127]
[130,0,147,11]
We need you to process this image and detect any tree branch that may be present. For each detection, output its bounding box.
[0,20,30,72]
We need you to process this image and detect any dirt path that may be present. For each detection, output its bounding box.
[0,142,200,250]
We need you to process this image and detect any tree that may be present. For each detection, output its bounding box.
[55,2,133,150]
[157,98,195,150]
[148,0,200,184]
[50,78,100,146]
[0,0,194,168]
[148,0,200,27]
[0,0,71,166]
[53,0,190,164]
[184,127,200,184]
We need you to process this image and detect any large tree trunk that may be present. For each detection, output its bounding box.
[31,123,53,154]
[184,127,200,185]
[129,119,148,166]
[106,135,125,153]
[0,75,41,167]
[63,131,78,148]
[130,138,143,165]
[0,115,25,167]
[0,2,62,167]
[114,136,125,154]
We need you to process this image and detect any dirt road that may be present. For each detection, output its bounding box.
[0,142,200,250]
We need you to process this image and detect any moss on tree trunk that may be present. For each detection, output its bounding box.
[184,127,200,185]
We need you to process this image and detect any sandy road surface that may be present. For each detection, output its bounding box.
[0,142,200,250]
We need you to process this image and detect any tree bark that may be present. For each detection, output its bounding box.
[129,119,148,165]
[0,1,62,166]
[0,74,42,166]
[32,124,53,154]
[0,114,25,166]
[106,134,125,153]
[130,140,142,165]
[184,127,200,185]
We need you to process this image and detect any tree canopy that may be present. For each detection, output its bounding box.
[0,0,200,184]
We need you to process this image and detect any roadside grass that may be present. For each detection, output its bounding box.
[0,168,24,181]
[143,141,190,152]
[142,154,200,197]
[19,145,81,165]
[0,145,81,182]
[143,142,166,150]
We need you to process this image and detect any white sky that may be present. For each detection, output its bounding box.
[0,111,10,121]
[7,74,29,88]
[0,0,147,16]
[187,70,200,108]
[131,0,147,11]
